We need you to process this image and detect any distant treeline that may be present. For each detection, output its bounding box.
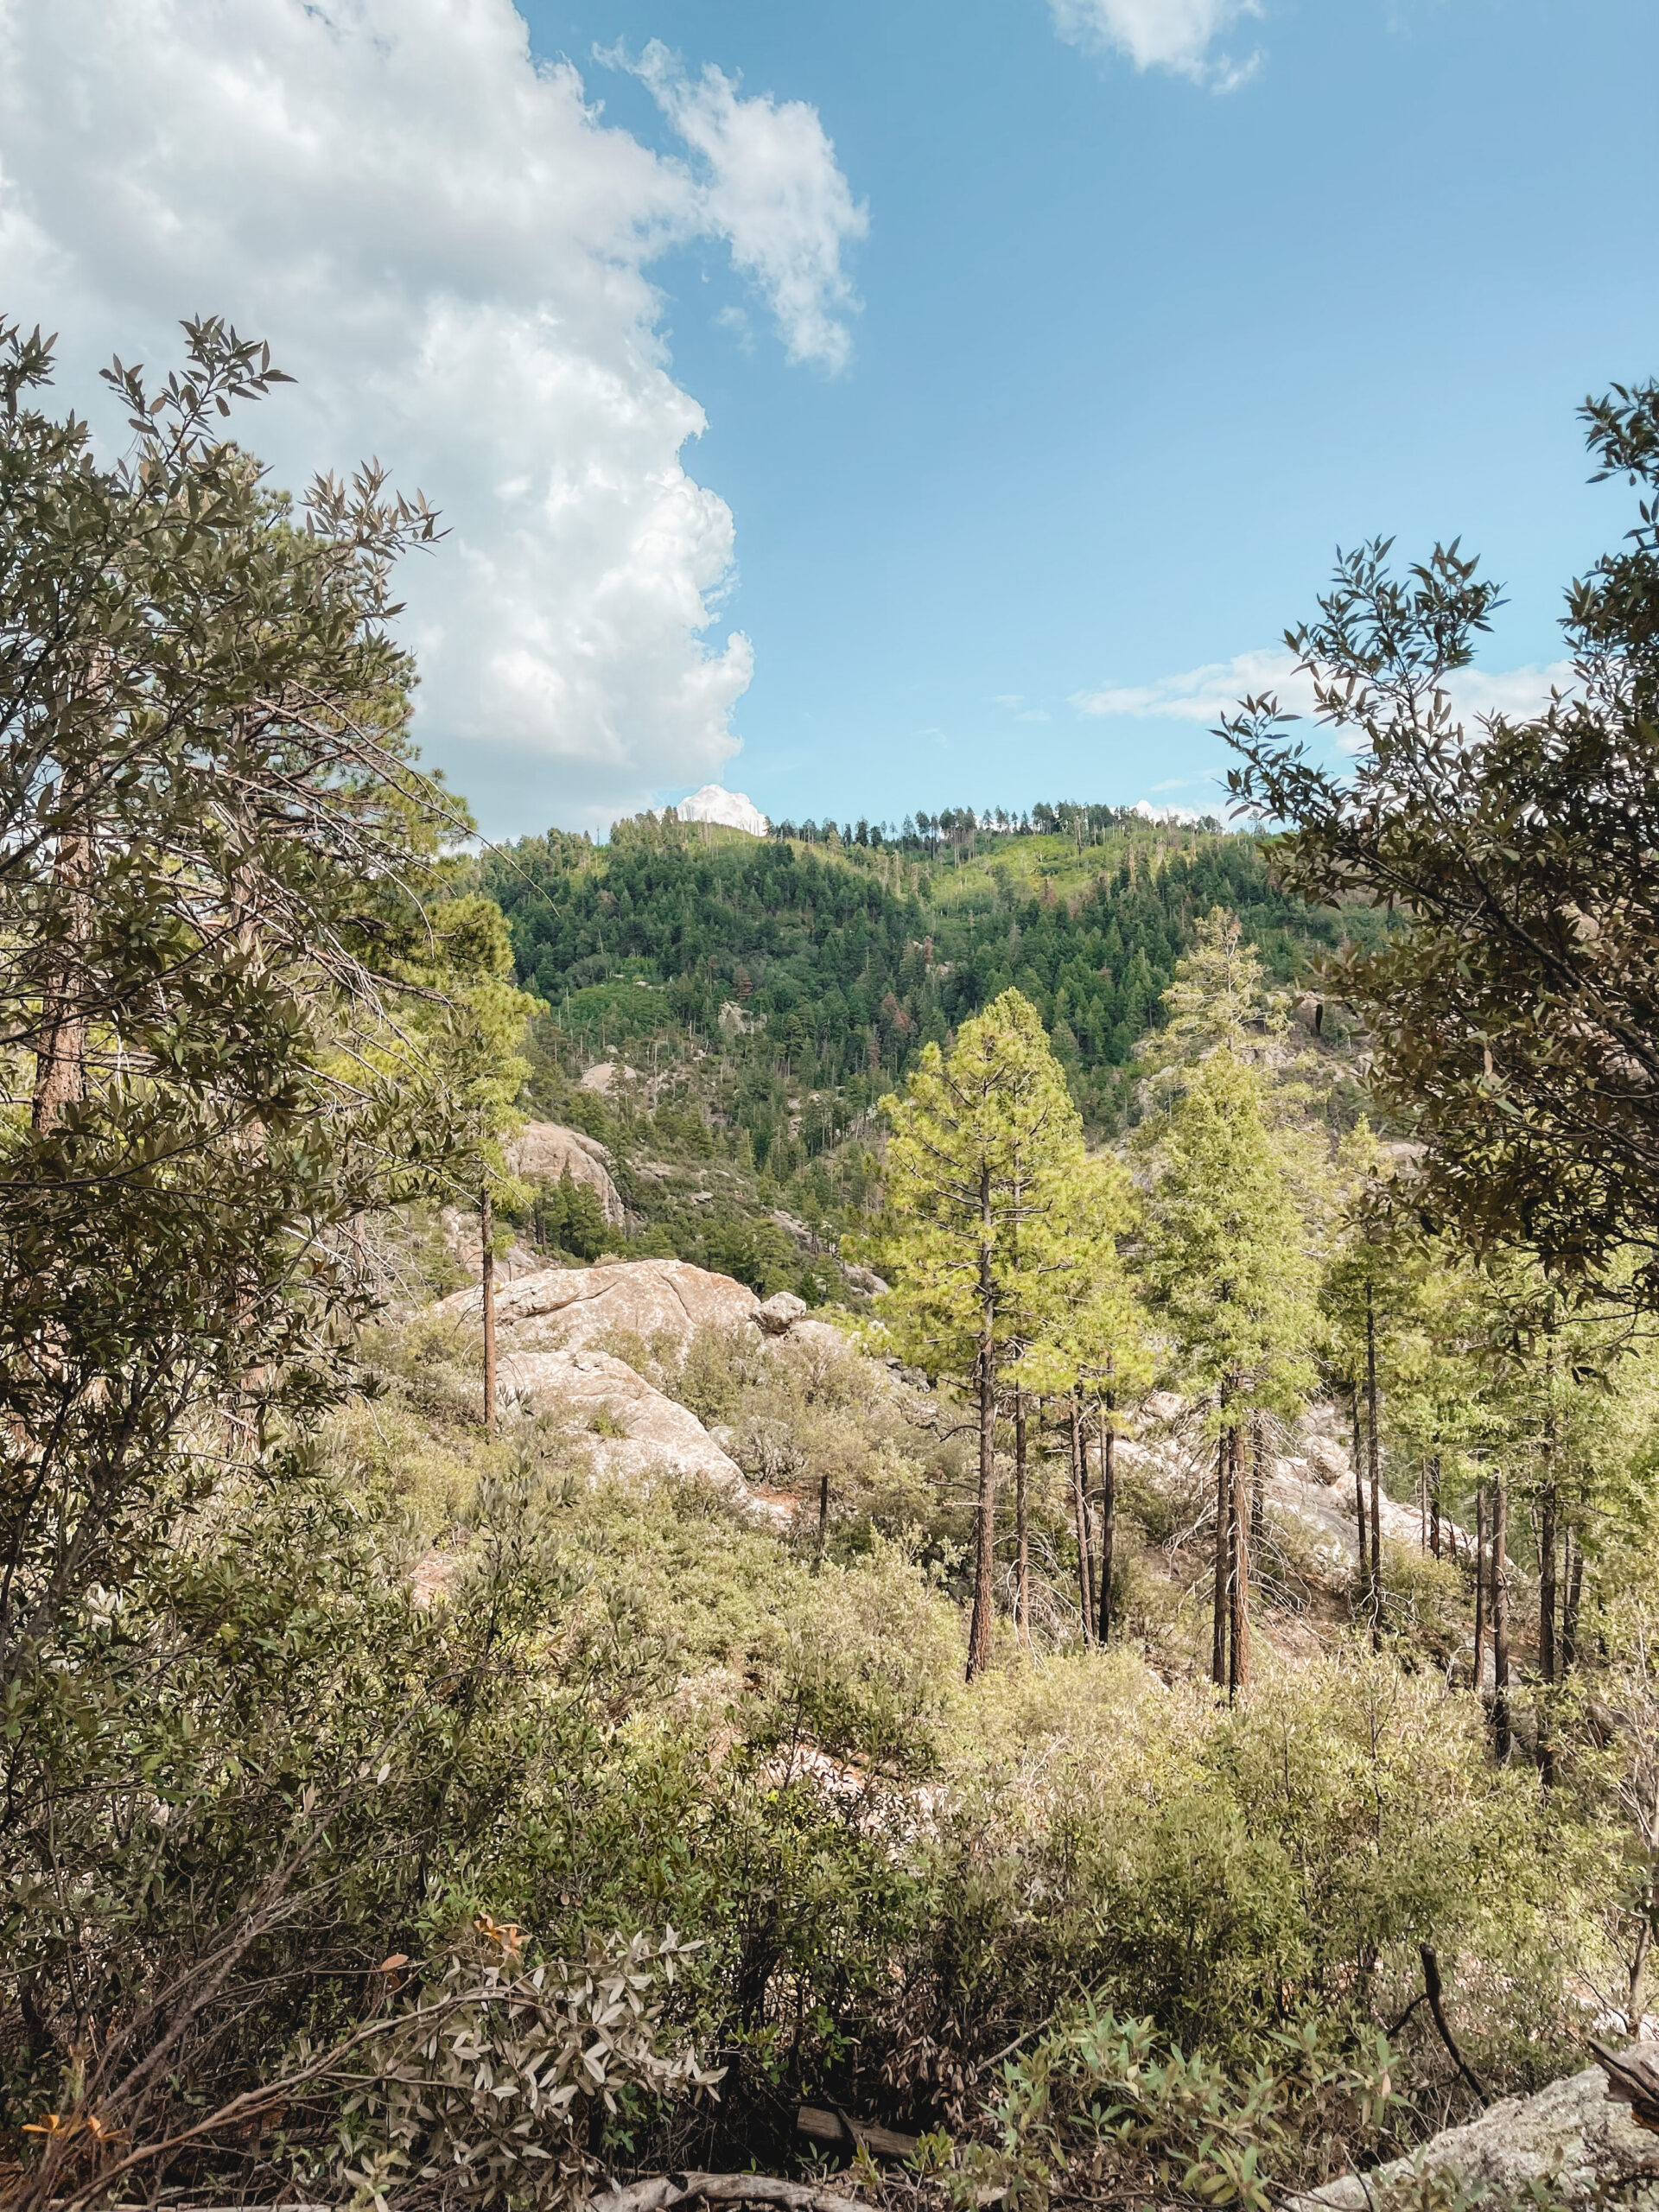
[767,799,1220,860]
[480,813,1346,1116]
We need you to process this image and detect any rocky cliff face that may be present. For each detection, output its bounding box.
[505,1120,626,1225]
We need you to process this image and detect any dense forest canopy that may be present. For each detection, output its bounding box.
[483,810,1363,1130]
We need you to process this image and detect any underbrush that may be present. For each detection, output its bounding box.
[8,1303,1645,2212]
[5,1414,1630,2210]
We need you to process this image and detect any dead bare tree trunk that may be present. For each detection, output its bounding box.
[1230,1425,1251,1698]
[1249,1411,1266,1558]
[966,1166,998,1682]
[1429,1452,1443,1560]
[1366,1285,1382,1650]
[1212,1399,1231,1690]
[1351,1382,1370,1603]
[1472,1480,1487,1693]
[1096,1394,1116,1649]
[32,804,91,1133]
[1562,1532,1585,1673]
[480,1186,497,1440]
[1492,1478,1511,1761]
[1071,1395,1095,1642]
[1014,1391,1031,1649]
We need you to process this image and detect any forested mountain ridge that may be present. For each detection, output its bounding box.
[482,806,1366,1131]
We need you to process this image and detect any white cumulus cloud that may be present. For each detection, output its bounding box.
[1048,0,1263,88]
[1072,648,1578,731]
[0,0,865,831]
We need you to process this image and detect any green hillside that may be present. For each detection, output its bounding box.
[481,804,1360,1134]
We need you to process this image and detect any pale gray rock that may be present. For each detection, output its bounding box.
[1289,2059,1659,2208]
[437,1256,761,1351]
[505,1121,626,1226]
[756,1291,809,1334]
[498,1345,786,1524]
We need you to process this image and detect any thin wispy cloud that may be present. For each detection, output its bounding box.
[622,41,868,373]
[1048,0,1264,89]
[1072,647,1578,732]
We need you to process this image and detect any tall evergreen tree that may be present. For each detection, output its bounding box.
[1014,1154,1150,1646]
[1143,1048,1316,1693]
[871,989,1083,1677]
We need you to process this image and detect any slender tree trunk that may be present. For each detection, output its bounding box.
[1630,1872,1659,2032]
[966,1172,998,1682]
[1539,1392,1559,1785]
[1630,1907,1653,2037]
[1562,1535,1585,1674]
[1014,1391,1031,1649]
[1541,1362,1558,1688]
[1212,1407,1230,1690]
[1096,1395,1116,1649]
[1472,1480,1487,1693]
[1492,1478,1511,1761]
[480,1187,497,1440]
[32,801,90,1134]
[1230,1425,1252,1698]
[1429,1453,1442,1560]
[1249,1411,1266,1558]
[1351,1382,1370,1599]
[1071,1395,1096,1642]
[1366,1286,1382,1649]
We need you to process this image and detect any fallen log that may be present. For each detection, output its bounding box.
[796,2106,920,2161]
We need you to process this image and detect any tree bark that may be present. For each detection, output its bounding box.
[1429,1452,1442,1560]
[1096,1394,1116,1649]
[1351,1382,1370,1596]
[966,1164,998,1681]
[1212,1411,1230,1690]
[480,1187,497,1440]
[1366,1284,1382,1649]
[1230,1424,1251,1697]
[1540,1383,1559,1784]
[1014,1391,1031,1649]
[1492,1477,1511,1760]
[1472,1480,1486,1693]
[1071,1395,1095,1642]
[1541,1358,1558,1688]
[1249,1411,1266,1558]
[1562,1533,1585,1673]
[32,804,90,1133]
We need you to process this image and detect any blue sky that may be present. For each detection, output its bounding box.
[2,0,1656,836]
[529,0,1659,828]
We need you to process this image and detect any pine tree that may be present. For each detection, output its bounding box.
[872,989,1083,1677]
[1143,1047,1315,1694]
[1014,1154,1150,1646]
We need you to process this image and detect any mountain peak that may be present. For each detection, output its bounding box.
[676,784,769,836]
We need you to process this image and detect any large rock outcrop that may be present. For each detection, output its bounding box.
[438,1256,761,1351]
[1290,2057,1659,2207]
[505,1121,625,1227]
[498,1345,784,1521]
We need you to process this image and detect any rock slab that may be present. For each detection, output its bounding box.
[498,1345,785,1524]
[1290,2059,1659,2208]
[438,1256,761,1350]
